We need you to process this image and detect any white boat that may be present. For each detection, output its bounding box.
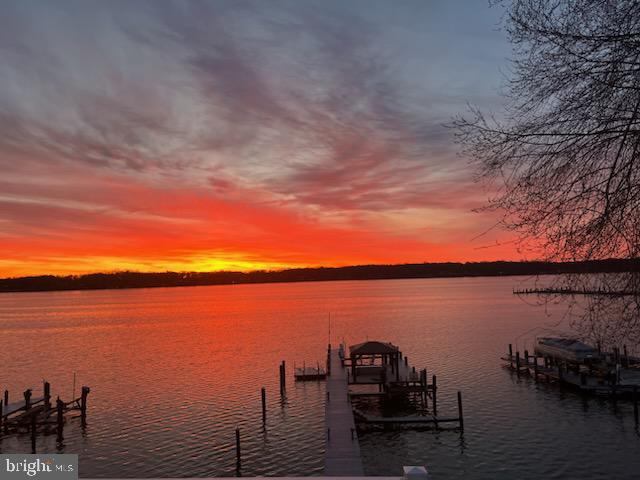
[534,337,600,363]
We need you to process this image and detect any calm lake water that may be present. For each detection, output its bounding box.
[1,276,639,479]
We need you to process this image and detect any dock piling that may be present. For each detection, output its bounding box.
[30,414,36,453]
[24,389,32,410]
[235,427,241,473]
[261,387,267,425]
[80,386,90,426]
[279,361,286,395]
[56,397,64,442]
[515,352,521,376]
[432,375,437,416]
[457,391,464,431]
[44,381,51,411]
[508,344,513,368]
[2,393,7,434]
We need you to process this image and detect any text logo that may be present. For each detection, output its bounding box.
[1,455,77,480]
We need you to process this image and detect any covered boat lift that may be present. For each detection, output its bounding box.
[348,341,402,383]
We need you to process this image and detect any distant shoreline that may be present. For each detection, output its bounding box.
[0,259,638,294]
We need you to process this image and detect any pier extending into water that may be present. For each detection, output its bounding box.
[325,348,364,476]
[323,341,464,476]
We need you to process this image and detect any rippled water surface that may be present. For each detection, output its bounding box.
[1,277,639,478]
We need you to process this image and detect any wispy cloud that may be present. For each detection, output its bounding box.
[0,0,515,276]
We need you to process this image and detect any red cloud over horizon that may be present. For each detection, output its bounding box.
[0,1,521,277]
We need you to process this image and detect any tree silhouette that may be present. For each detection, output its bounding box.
[455,0,640,345]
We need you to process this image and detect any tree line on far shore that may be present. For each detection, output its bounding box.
[1,258,638,293]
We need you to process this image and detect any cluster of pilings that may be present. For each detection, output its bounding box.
[503,343,639,426]
[0,381,90,452]
[513,287,638,297]
[235,359,288,475]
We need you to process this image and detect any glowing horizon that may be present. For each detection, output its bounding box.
[0,1,523,278]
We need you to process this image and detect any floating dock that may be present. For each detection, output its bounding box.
[295,366,327,381]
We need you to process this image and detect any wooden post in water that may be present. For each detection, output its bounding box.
[524,350,529,366]
[515,352,521,376]
[30,414,36,453]
[2,392,7,434]
[56,397,64,442]
[432,374,437,416]
[43,381,51,411]
[24,389,32,410]
[457,391,464,431]
[261,387,266,425]
[80,386,90,426]
[508,344,513,365]
[283,361,287,389]
[533,356,539,382]
[235,427,241,473]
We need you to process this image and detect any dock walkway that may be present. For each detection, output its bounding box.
[324,349,364,476]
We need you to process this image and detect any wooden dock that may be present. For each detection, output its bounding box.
[324,348,364,476]
[1,382,90,451]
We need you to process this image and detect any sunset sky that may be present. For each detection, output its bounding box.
[0,0,522,278]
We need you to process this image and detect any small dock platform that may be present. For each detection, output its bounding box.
[324,348,364,476]
[295,366,327,381]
